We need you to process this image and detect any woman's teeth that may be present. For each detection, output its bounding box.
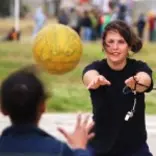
[112,52,120,55]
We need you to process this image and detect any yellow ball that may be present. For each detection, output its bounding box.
[33,24,83,75]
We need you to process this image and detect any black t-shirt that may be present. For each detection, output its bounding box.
[82,58,153,155]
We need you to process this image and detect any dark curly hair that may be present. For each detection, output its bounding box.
[102,20,142,53]
[0,65,49,124]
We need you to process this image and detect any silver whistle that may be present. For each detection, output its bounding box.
[125,111,133,121]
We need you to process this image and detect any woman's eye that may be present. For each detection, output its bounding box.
[118,40,125,44]
[107,40,114,44]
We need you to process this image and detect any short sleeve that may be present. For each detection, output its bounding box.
[82,60,102,78]
[136,60,153,92]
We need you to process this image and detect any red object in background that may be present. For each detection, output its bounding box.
[100,16,104,24]
[79,0,88,4]
[148,16,155,31]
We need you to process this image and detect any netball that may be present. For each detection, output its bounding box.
[32,24,83,75]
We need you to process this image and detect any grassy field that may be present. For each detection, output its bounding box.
[0,41,155,114]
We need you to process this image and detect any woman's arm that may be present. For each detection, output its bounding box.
[83,70,100,87]
[83,70,111,89]
[125,60,153,93]
[134,71,152,92]
[125,72,153,93]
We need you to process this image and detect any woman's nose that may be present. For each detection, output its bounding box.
[112,43,118,50]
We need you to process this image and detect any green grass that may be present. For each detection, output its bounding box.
[0,41,156,114]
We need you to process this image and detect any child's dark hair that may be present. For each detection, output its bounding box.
[102,20,142,53]
[0,65,49,124]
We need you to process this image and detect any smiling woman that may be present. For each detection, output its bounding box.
[102,20,142,71]
[82,20,154,156]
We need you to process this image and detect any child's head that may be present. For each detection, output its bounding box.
[0,65,48,125]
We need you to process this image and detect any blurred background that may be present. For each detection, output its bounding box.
[0,0,156,42]
[0,0,155,112]
[0,0,155,154]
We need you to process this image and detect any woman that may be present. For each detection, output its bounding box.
[0,65,94,156]
[82,20,154,156]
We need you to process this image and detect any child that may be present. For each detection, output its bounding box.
[0,65,94,156]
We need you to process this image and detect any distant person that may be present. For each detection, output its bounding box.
[1,27,21,41]
[101,13,111,33]
[89,9,98,40]
[32,7,46,38]
[58,9,69,25]
[81,10,92,41]
[68,8,81,35]
[148,13,155,42]
[0,65,95,156]
[111,4,132,26]
[136,13,146,40]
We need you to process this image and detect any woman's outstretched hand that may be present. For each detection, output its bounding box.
[87,75,111,89]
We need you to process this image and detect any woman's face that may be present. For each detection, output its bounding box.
[104,30,129,64]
